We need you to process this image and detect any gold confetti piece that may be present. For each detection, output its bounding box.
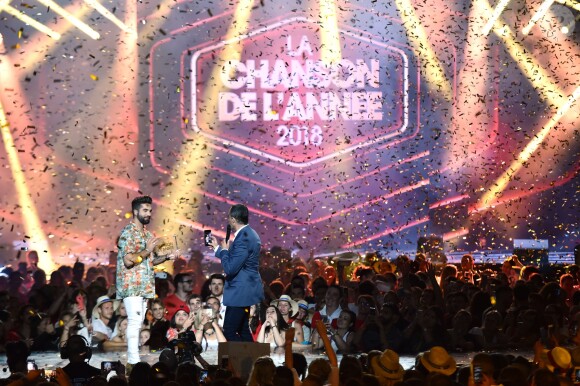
[90,74,99,81]
[18,28,23,38]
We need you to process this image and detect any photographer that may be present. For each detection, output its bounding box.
[165,306,207,365]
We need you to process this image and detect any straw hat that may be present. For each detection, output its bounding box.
[371,349,404,380]
[271,295,299,316]
[92,296,120,320]
[543,346,572,372]
[419,346,457,376]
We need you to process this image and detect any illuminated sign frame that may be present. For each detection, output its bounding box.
[190,16,409,168]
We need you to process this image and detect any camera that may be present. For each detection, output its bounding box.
[168,330,202,364]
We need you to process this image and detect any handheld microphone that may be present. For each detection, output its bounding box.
[225,224,232,243]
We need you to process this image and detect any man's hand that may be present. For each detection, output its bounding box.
[145,237,161,253]
[167,249,181,261]
[209,235,218,248]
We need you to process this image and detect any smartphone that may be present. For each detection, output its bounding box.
[473,365,483,383]
[101,361,117,373]
[204,230,212,246]
[76,294,85,312]
[154,271,168,280]
[575,366,580,383]
[199,370,208,383]
[27,359,37,371]
[221,355,229,369]
[44,369,56,380]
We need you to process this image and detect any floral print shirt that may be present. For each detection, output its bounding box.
[116,222,156,299]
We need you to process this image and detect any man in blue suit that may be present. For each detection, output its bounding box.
[209,204,264,341]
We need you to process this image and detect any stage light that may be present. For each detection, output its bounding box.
[482,0,511,36]
[522,0,557,35]
[478,85,580,208]
[319,0,342,65]
[0,1,61,40]
[394,0,452,101]
[35,0,100,40]
[82,0,137,38]
[552,3,576,35]
[0,100,57,273]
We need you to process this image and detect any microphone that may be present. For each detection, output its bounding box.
[225,224,232,243]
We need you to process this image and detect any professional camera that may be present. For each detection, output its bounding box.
[167,330,202,364]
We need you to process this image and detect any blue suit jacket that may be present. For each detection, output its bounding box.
[215,225,264,307]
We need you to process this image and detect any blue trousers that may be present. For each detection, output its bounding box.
[223,306,253,342]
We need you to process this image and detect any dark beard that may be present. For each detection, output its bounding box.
[137,214,151,225]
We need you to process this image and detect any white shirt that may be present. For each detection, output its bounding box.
[213,224,248,252]
[218,294,226,328]
[320,305,343,323]
[92,318,113,339]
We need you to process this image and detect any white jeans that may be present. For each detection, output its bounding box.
[123,296,147,364]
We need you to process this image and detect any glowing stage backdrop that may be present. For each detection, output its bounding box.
[0,0,578,269]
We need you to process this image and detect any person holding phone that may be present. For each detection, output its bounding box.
[116,196,179,370]
[195,309,227,350]
[208,204,264,342]
[469,353,496,386]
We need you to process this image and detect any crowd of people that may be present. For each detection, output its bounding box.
[2,246,580,386]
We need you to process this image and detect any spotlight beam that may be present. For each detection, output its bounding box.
[36,0,100,40]
[556,0,580,12]
[394,0,453,101]
[482,0,511,36]
[476,0,567,107]
[0,99,56,273]
[6,1,95,75]
[319,0,342,64]
[0,0,61,40]
[82,0,137,37]
[522,0,557,35]
[154,0,254,251]
[478,86,580,207]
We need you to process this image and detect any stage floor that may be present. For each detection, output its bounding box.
[0,346,532,379]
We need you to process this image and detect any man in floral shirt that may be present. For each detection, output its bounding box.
[116,195,176,367]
